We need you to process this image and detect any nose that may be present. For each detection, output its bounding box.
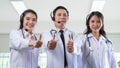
[93,21,97,26]
[29,20,33,24]
[61,14,67,18]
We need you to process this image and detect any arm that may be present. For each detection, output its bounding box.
[71,33,83,68]
[108,43,117,68]
[72,34,83,55]
[9,30,30,50]
[42,32,56,53]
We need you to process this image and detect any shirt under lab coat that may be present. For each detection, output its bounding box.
[42,27,82,68]
[9,29,40,68]
[81,33,117,68]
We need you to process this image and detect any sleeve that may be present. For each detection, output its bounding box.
[108,42,117,68]
[80,35,89,68]
[73,34,83,55]
[9,30,30,50]
[72,33,83,68]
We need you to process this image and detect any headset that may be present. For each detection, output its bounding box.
[50,12,55,21]
[50,6,69,22]
[19,9,38,29]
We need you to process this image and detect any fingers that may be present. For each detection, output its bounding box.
[34,40,43,48]
[52,34,55,40]
[67,34,74,53]
[69,34,72,41]
[34,33,43,48]
[67,44,74,53]
[48,41,56,50]
[38,34,42,41]
[68,34,73,46]
[47,34,57,50]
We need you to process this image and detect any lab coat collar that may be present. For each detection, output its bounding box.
[100,35,106,41]
[87,33,94,38]
[21,29,34,38]
[88,33,106,41]
[52,26,67,33]
[22,29,29,37]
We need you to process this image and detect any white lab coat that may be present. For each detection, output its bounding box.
[42,27,81,68]
[81,33,117,68]
[9,29,40,68]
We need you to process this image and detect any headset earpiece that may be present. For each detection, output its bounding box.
[50,12,55,21]
[52,16,55,21]
[20,13,23,24]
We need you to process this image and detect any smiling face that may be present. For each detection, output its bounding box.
[23,12,37,32]
[54,9,69,30]
[89,15,103,33]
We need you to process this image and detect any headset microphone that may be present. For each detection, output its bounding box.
[25,29,28,31]
[58,21,61,23]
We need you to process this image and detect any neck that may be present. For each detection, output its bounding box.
[23,28,33,35]
[55,26,65,30]
[92,31,100,41]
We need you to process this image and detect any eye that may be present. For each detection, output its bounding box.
[57,13,61,16]
[97,20,101,23]
[63,13,67,17]
[26,17,30,20]
[32,18,36,21]
[91,20,95,23]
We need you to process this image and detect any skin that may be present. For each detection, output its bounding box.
[23,12,37,33]
[22,12,42,48]
[48,9,73,53]
[54,9,68,30]
[89,15,103,41]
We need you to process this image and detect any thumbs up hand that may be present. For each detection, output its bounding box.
[48,34,57,50]
[67,34,74,53]
[34,34,43,48]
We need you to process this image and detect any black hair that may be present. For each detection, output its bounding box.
[19,9,37,29]
[51,6,69,21]
[84,11,106,37]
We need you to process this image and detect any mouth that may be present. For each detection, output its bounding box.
[26,24,34,29]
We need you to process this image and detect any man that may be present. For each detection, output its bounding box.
[42,6,82,68]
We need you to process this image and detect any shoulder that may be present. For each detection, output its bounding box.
[101,35,112,44]
[106,38,112,45]
[66,29,79,39]
[101,35,113,47]
[9,29,20,35]
[9,29,22,39]
[66,28,77,35]
[80,34,87,43]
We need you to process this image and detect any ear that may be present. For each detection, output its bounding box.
[66,16,69,22]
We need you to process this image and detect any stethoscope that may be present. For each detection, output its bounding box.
[87,34,112,49]
[21,29,37,40]
[86,34,112,58]
[50,29,57,36]
[86,35,112,68]
[50,29,74,40]
[21,29,37,67]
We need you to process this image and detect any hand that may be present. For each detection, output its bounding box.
[48,34,57,50]
[67,34,74,53]
[34,34,43,48]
